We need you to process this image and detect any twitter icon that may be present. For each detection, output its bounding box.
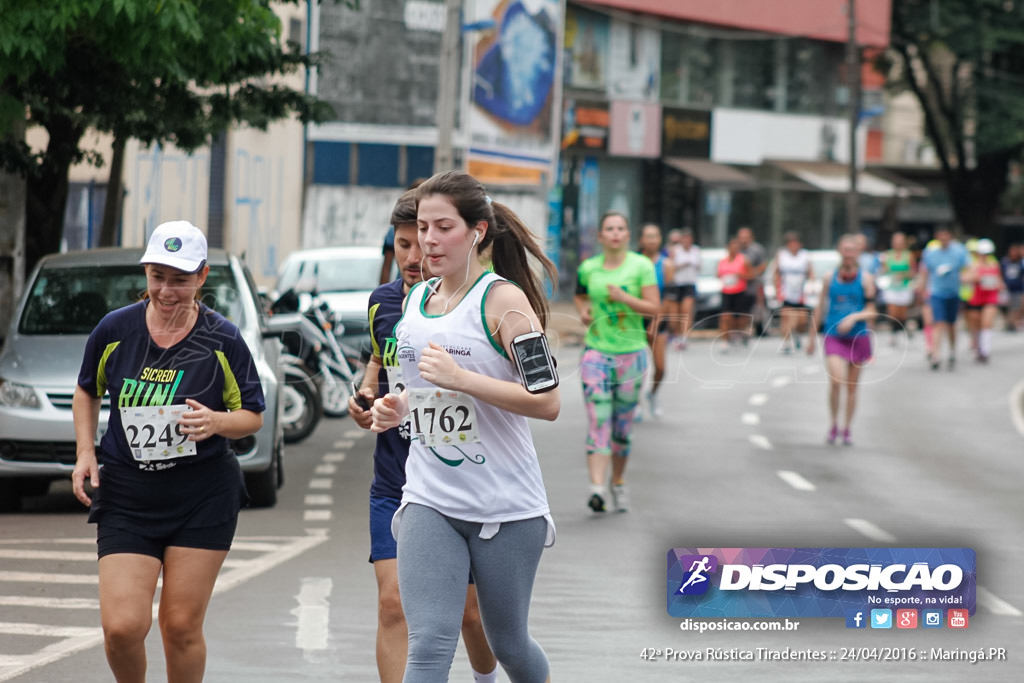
[871,609,892,629]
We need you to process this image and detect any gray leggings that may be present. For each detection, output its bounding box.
[397,503,549,683]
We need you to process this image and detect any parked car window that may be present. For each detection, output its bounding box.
[20,265,244,335]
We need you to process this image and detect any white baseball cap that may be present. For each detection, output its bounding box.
[976,238,995,255]
[140,220,208,273]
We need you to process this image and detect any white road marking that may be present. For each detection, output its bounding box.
[293,577,332,654]
[0,550,94,562]
[314,463,337,475]
[801,365,819,375]
[304,494,333,506]
[0,596,99,610]
[741,412,760,425]
[303,510,332,522]
[748,393,769,406]
[308,478,333,489]
[322,452,347,463]
[1009,379,1024,437]
[339,433,361,442]
[0,534,330,683]
[776,470,816,491]
[0,571,97,585]
[844,518,897,544]
[977,586,1023,616]
[748,434,773,450]
[771,375,792,388]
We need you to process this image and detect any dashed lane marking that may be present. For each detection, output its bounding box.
[304,494,333,506]
[293,577,332,653]
[748,434,773,450]
[308,478,332,489]
[748,393,769,406]
[323,452,347,463]
[303,510,332,522]
[977,586,1023,617]
[741,412,760,425]
[314,463,337,475]
[776,470,816,491]
[843,518,897,544]
[770,375,792,388]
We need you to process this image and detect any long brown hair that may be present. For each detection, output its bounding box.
[415,171,557,327]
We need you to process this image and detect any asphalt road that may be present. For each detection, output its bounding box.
[2,327,1023,682]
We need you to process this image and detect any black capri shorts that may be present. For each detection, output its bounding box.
[722,292,754,314]
[665,283,697,303]
[90,454,248,560]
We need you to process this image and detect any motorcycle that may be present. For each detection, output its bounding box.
[270,289,365,419]
[262,310,324,444]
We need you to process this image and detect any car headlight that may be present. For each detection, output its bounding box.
[0,379,41,409]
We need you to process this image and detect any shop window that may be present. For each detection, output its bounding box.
[661,32,716,107]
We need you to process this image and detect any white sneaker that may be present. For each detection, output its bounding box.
[611,483,630,512]
[647,392,663,418]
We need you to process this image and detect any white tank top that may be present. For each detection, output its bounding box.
[777,248,811,303]
[392,272,554,545]
[672,245,701,285]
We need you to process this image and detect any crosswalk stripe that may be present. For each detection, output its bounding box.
[0,596,99,610]
[977,586,1023,616]
[0,550,95,562]
[0,571,97,585]
[0,623,101,638]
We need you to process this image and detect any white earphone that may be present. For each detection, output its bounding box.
[472,231,481,246]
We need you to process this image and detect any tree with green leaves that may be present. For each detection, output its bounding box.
[0,0,340,275]
[888,0,1024,238]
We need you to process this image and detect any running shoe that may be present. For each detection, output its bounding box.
[588,486,608,513]
[647,392,663,418]
[929,356,940,371]
[947,357,956,371]
[842,428,853,446]
[611,483,630,512]
[826,425,838,444]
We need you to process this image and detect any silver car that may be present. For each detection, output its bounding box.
[0,248,285,511]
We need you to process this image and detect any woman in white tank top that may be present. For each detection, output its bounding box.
[774,232,813,353]
[370,171,559,681]
[667,228,701,348]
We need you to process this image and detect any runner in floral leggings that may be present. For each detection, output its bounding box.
[574,211,660,513]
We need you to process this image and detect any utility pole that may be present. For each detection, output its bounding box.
[846,0,860,234]
[435,0,461,173]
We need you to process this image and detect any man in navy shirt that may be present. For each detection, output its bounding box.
[349,191,497,682]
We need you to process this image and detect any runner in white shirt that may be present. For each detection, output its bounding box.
[774,232,814,353]
[667,228,701,350]
[370,170,559,682]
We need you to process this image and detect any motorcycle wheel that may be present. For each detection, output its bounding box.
[321,374,353,418]
[282,365,322,443]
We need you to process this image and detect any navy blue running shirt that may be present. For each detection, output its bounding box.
[367,277,412,499]
[78,301,265,470]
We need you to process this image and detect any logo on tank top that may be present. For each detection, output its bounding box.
[443,344,472,357]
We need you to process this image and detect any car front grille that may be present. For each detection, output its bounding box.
[47,392,111,410]
[0,440,77,465]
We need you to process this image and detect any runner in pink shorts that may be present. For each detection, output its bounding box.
[807,234,878,445]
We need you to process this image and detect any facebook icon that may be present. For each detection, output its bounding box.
[845,610,867,628]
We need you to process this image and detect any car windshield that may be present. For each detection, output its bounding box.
[19,264,245,335]
[700,250,726,277]
[278,254,382,293]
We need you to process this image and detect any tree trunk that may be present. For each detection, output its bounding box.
[947,150,1015,240]
[99,134,126,247]
[24,114,84,276]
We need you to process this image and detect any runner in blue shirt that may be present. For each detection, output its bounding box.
[348,191,497,683]
[920,227,969,370]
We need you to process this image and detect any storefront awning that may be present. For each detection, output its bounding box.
[768,160,927,198]
[664,157,756,189]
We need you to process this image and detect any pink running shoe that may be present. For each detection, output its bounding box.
[842,428,853,446]
[827,425,838,444]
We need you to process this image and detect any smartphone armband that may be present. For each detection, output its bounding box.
[510,331,559,394]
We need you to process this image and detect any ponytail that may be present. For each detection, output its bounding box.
[490,202,557,329]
